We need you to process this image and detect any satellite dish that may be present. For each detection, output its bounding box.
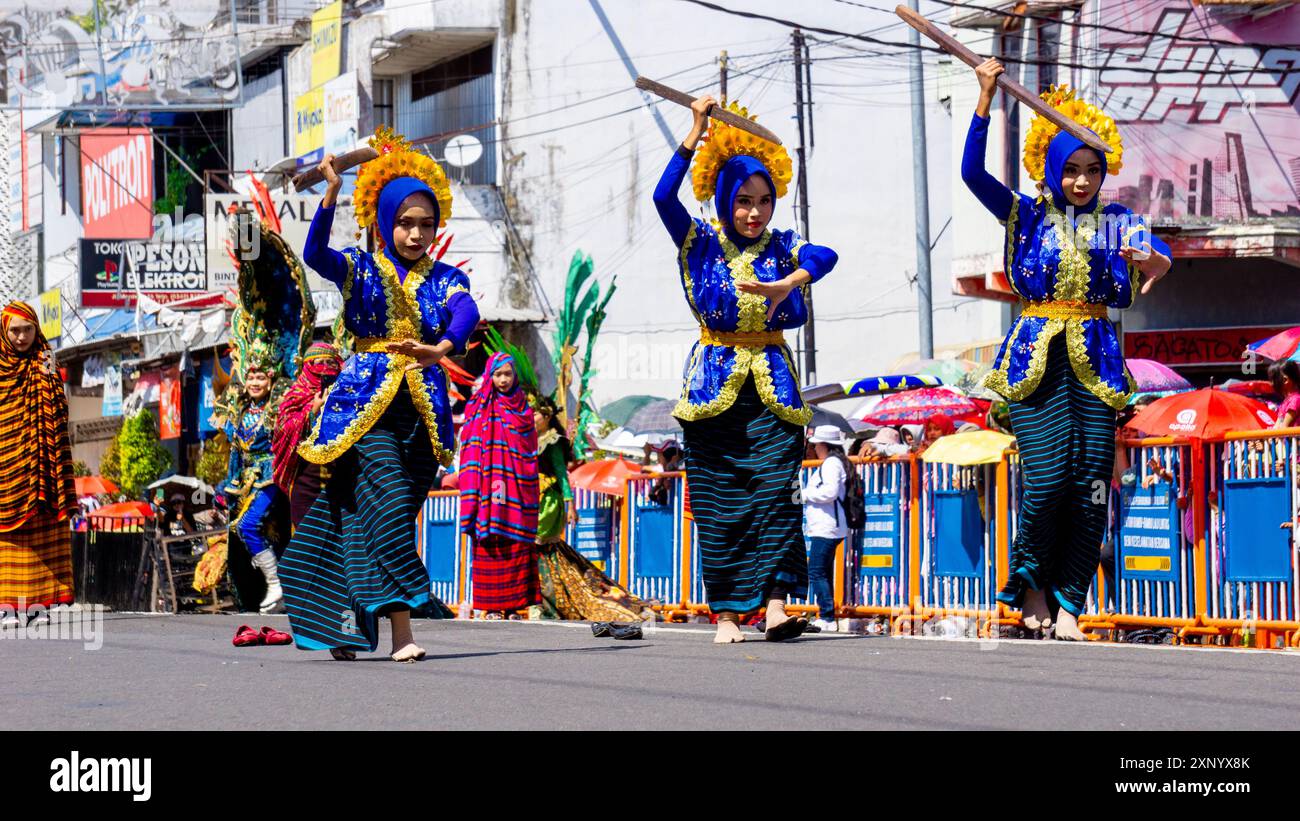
[444,134,483,168]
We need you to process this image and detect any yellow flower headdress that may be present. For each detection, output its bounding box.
[353,125,454,242]
[690,101,792,202]
[1023,85,1123,182]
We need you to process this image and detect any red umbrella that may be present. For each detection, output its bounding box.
[1128,388,1275,440]
[862,386,982,426]
[93,501,155,519]
[569,458,644,496]
[74,476,119,496]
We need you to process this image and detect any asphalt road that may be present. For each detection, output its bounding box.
[3,613,1299,730]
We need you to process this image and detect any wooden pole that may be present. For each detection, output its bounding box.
[894,4,1113,156]
[635,77,783,145]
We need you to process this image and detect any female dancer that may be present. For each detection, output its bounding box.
[271,341,343,528]
[221,362,285,613]
[281,127,480,661]
[653,95,838,643]
[963,60,1172,640]
[0,302,76,624]
[459,353,539,618]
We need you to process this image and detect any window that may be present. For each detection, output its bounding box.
[411,44,493,103]
[373,78,394,130]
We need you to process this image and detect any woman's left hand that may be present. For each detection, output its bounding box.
[1120,241,1173,294]
[735,275,797,321]
[388,339,445,370]
[566,501,578,525]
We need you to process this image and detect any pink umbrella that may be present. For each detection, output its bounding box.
[1125,359,1192,393]
[862,387,982,426]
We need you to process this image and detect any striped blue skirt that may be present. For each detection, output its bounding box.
[280,386,438,652]
[682,375,807,614]
[997,333,1116,617]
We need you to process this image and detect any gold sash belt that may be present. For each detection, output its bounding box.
[1018,301,1108,320]
[699,327,785,347]
[354,337,412,353]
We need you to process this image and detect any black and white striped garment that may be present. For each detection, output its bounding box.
[682,376,807,614]
[997,333,1117,617]
[280,386,438,652]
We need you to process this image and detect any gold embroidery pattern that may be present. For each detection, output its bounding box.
[1002,196,1022,299]
[715,225,772,333]
[298,359,406,464]
[444,283,470,304]
[981,317,1065,402]
[1063,321,1132,410]
[1019,301,1107,320]
[1049,204,1093,302]
[405,367,453,466]
[673,345,753,421]
[789,238,808,268]
[753,344,812,426]
[1121,223,1143,296]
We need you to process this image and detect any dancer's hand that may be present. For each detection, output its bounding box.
[566,501,577,525]
[736,270,810,321]
[1121,241,1172,294]
[975,59,1003,117]
[388,339,445,370]
[317,153,343,207]
[310,389,326,417]
[684,94,717,151]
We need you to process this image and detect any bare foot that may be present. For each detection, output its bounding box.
[1021,587,1052,631]
[1052,609,1086,641]
[390,642,427,663]
[765,598,790,630]
[713,618,745,644]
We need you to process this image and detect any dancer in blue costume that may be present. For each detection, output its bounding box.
[279,127,480,662]
[654,95,837,644]
[962,60,1172,640]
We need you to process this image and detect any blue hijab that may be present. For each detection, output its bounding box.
[1044,130,1106,214]
[377,175,438,268]
[715,155,775,245]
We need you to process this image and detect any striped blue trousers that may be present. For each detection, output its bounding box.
[997,333,1115,617]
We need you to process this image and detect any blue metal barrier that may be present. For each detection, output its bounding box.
[417,491,463,606]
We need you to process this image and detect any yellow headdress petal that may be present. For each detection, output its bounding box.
[1022,85,1123,182]
[690,101,792,202]
[353,125,455,241]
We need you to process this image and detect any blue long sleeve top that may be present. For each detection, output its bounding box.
[961,114,1173,410]
[653,146,838,426]
[296,203,481,466]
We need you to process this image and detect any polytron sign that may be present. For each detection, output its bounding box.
[80,129,154,240]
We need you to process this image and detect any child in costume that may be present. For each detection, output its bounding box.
[459,353,540,617]
[962,60,1172,640]
[652,95,838,643]
[280,127,480,662]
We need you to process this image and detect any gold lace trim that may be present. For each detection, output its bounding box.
[1049,203,1093,302]
[1002,196,1022,299]
[678,223,702,320]
[981,317,1065,403]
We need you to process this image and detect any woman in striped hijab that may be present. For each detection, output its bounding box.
[0,301,76,624]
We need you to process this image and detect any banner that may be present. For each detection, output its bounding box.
[293,87,325,158]
[102,355,122,418]
[160,366,181,440]
[1123,325,1293,367]
[323,72,359,195]
[1098,3,1300,222]
[198,358,219,435]
[38,287,61,340]
[80,238,209,308]
[80,129,154,240]
[310,0,344,88]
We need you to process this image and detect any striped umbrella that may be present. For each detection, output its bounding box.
[624,399,681,435]
[1249,327,1300,362]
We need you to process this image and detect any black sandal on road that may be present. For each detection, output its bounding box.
[609,623,643,640]
[591,622,613,637]
[330,648,357,661]
[765,617,809,642]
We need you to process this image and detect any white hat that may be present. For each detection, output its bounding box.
[809,425,845,445]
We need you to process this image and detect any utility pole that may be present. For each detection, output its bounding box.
[907,0,933,359]
[719,50,728,105]
[792,29,817,385]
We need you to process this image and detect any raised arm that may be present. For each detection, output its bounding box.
[795,242,838,284]
[653,94,715,248]
[961,59,1015,221]
[441,277,481,355]
[302,153,350,287]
